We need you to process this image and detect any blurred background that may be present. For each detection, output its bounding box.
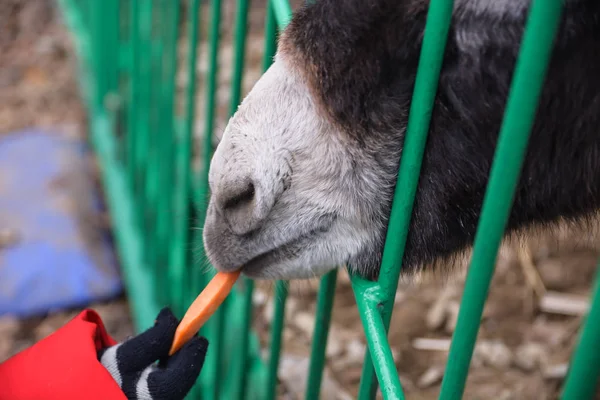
[0,1,599,399]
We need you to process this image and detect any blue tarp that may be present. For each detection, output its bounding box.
[0,129,123,317]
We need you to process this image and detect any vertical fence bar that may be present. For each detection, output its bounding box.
[155,0,181,305]
[438,2,564,399]
[91,0,108,113]
[305,269,338,400]
[266,281,289,400]
[271,0,292,28]
[135,0,153,290]
[561,266,600,399]
[80,0,91,33]
[105,0,120,101]
[103,0,119,144]
[230,0,251,113]
[110,0,121,95]
[203,0,222,148]
[146,0,166,303]
[355,0,455,397]
[115,0,127,162]
[127,0,140,188]
[194,0,224,397]
[352,278,405,400]
[233,279,255,400]
[144,1,165,274]
[188,0,212,316]
[135,0,153,217]
[172,0,201,317]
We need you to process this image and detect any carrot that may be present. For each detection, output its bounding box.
[169,270,241,355]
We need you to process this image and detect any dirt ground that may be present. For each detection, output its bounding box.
[1,1,599,399]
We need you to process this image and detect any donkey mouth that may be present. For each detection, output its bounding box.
[237,220,335,278]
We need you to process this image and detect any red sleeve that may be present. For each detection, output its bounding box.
[0,309,127,400]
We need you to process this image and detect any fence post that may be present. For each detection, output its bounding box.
[438,1,564,398]
[354,0,455,397]
[306,269,338,399]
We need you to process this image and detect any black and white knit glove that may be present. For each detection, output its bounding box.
[98,307,208,400]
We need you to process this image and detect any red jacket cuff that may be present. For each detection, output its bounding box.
[0,309,127,400]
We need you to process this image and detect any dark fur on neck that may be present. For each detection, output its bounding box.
[280,0,600,279]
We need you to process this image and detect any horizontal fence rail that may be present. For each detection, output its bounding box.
[56,0,600,399]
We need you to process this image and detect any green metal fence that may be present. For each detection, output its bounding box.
[57,0,600,399]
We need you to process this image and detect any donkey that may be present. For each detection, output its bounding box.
[202,0,600,281]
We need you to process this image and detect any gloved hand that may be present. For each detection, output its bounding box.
[98,308,208,400]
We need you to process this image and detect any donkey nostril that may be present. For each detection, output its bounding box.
[215,175,275,235]
[222,181,255,210]
[215,175,277,235]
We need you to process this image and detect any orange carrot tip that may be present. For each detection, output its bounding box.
[169,270,241,356]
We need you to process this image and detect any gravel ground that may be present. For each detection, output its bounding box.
[0,0,85,137]
[1,1,599,399]
[252,236,600,399]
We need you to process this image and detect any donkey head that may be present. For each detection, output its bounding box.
[203,0,600,280]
